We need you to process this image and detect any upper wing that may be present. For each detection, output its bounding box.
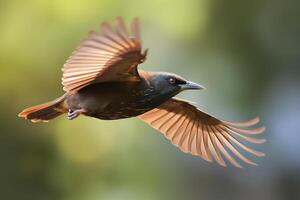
[139,98,266,168]
[62,17,148,92]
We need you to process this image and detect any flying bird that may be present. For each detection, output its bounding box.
[18,17,266,168]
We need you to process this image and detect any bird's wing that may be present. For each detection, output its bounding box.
[139,98,266,168]
[62,17,147,92]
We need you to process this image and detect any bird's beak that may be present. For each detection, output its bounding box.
[180,81,206,90]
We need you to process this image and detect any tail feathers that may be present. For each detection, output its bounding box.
[18,95,67,123]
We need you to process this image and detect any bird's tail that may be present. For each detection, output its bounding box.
[18,94,68,123]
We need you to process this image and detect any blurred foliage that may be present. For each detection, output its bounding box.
[0,0,300,200]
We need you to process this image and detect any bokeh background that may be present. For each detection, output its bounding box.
[1,0,300,199]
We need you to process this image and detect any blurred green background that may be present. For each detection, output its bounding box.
[1,0,300,199]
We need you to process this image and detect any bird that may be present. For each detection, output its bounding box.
[18,17,266,168]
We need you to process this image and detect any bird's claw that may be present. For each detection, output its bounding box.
[67,109,84,120]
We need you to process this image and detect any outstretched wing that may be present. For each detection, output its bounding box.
[139,98,266,168]
[62,17,148,92]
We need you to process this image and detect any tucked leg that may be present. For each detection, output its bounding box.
[67,109,86,120]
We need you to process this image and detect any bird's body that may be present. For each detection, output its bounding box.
[19,17,266,168]
[65,71,174,120]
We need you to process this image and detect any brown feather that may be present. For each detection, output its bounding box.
[139,98,266,168]
[62,17,146,93]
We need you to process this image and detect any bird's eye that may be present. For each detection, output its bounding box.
[168,77,176,85]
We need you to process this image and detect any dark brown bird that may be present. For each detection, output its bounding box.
[19,17,266,168]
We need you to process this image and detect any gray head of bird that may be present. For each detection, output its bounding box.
[149,72,205,97]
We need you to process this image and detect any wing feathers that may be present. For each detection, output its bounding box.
[216,127,258,166]
[220,126,266,144]
[222,117,260,127]
[224,125,266,135]
[165,112,184,136]
[101,22,130,49]
[187,120,197,153]
[172,116,189,144]
[139,98,266,168]
[195,121,204,157]
[116,17,135,48]
[213,127,242,168]
[62,17,146,92]
[211,126,242,168]
[132,17,141,40]
[178,119,192,149]
[207,126,226,166]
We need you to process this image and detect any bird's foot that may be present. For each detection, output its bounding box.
[67,109,85,120]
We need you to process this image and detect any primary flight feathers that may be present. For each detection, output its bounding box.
[62,17,147,92]
[139,98,266,168]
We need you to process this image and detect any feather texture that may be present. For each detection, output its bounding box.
[62,17,147,92]
[139,98,266,168]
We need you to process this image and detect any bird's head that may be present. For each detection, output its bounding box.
[149,72,205,97]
